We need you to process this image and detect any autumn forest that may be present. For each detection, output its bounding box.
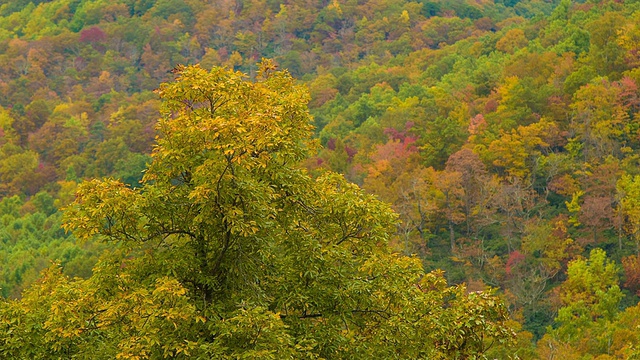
[1,0,640,358]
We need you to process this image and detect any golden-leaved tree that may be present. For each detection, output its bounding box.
[0,62,513,359]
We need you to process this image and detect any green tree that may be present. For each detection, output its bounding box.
[0,62,513,359]
[538,248,623,358]
[617,174,640,253]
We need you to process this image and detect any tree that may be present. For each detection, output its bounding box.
[571,78,632,161]
[586,11,627,77]
[495,28,528,54]
[537,249,623,358]
[0,62,513,359]
[445,148,489,239]
[617,174,640,253]
[576,161,621,245]
[486,118,562,183]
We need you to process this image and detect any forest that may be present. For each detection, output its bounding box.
[1,0,640,357]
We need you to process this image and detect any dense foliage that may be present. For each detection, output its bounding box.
[3,0,640,357]
[0,62,514,359]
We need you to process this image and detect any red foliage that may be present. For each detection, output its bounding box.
[371,137,417,163]
[445,148,487,184]
[24,162,56,196]
[327,137,336,150]
[383,127,402,141]
[383,121,417,143]
[505,250,526,276]
[578,196,616,238]
[618,77,640,109]
[622,255,640,295]
[345,145,357,160]
[484,98,498,113]
[218,47,229,61]
[79,26,106,43]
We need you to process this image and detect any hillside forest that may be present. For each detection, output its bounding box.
[1,0,640,357]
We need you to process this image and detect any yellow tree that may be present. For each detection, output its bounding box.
[0,62,514,359]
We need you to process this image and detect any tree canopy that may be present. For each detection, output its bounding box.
[0,62,513,359]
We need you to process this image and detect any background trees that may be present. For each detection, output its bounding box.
[4,0,640,355]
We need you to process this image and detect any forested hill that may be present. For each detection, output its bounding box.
[2,0,640,357]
